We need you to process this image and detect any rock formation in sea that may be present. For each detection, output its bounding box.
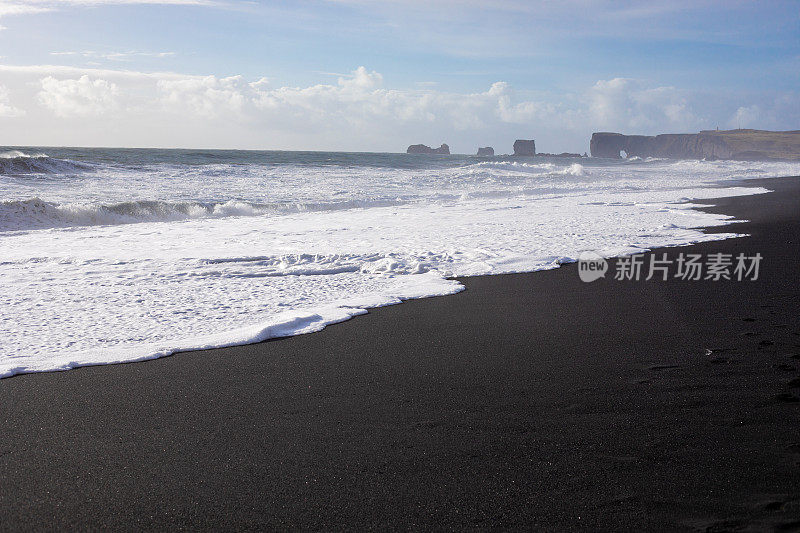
[476,147,494,156]
[590,130,800,161]
[513,139,536,156]
[536,152,583,158]
[407,144,450,155]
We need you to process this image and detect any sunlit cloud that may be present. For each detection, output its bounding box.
[1,63,795,151]
[0,85,25,117]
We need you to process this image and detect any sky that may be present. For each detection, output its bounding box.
[0,0,798,153]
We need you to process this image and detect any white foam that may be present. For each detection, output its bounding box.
[1,153,798,378]
[562,163,584,176]
[0,150,49,159]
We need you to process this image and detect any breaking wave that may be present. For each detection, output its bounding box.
[0,150,49,159]
[469,160,585,176]
[0,151,91,175]
[0,197,418,231]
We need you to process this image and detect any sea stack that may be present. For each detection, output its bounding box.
[407,144,450,155]
[513,139,536,156]
[476,147,494,156]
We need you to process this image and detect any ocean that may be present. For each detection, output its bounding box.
[1,147,797,378]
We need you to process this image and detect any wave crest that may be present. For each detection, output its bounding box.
[0,152,91,175]
[1,150,49,159]
[0,198,248,231]
[467,160,585,176]
[0,197,418,231]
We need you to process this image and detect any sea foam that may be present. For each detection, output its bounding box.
[1,149,798,378]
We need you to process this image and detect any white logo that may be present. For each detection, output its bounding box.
[578,251,608,282]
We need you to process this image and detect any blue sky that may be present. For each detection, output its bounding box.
[0,0,798,152]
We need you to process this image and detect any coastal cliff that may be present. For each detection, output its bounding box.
[407,144,450,155]
[476,147,494,156]
[590,129,800,161]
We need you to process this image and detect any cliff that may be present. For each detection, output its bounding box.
[476,147,494,156]
[513,139,536,156]
[407,143,450,155]
[590,130,800,161]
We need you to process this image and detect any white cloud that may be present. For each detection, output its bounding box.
[247,68,497,130]
[149,67,707,139]
[0,85,25,117]
[587,78,702,132]
[336,65,382,91]
[730,105,761,129]
[38,75,119,117]
[727,93,800,130]
[0,63,796,150]
[158,75,247,118]
[0,3,51,16]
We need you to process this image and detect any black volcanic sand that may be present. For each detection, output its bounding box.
[2,177,800,531]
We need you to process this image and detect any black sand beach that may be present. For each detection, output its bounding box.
[1,176,799,530]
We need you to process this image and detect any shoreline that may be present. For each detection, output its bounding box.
[1,176,799,529]
[0,178,771,380]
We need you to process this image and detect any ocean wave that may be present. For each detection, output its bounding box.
[0,150,50,159]
[0,196,418,231]
[0,151,92,175]
[466,160,585,176]
[561,163,584,176]
[624,156,668,163]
